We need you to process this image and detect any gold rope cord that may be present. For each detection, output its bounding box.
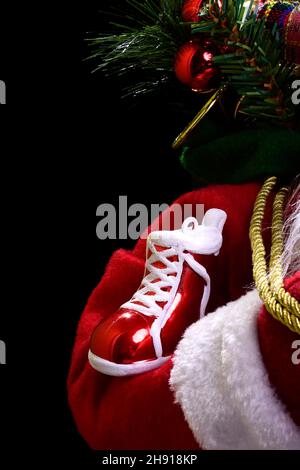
[269,187,287,293]
[250,177,300,335]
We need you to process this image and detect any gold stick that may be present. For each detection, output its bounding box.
[172,85,227,150]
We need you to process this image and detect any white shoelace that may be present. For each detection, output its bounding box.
[121,212,227,358]
[122,242,180,317]
[121,217,211,318]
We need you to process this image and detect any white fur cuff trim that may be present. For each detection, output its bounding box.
[170,290,300,450]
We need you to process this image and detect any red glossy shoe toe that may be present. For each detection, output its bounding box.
[89,309,159,367]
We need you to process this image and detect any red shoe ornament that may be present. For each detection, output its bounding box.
[89,209,227,376]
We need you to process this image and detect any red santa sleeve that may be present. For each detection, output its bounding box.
[67,182,262,450]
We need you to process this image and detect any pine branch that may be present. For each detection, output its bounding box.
[87,0,298,121]
[87,0,189,94]
[189,0,298,120]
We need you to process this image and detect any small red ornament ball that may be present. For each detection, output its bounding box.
[284,7,300,64]
[174,41,220,92]
[182,0,203,22]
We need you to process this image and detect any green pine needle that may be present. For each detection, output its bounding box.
[87,0,189,94]
[87,0,298,120]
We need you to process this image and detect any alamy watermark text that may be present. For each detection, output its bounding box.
[0,340,6,364]
[0,81,6,104]
[96,196,205,240]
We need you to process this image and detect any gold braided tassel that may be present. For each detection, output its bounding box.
[250,177,300,335]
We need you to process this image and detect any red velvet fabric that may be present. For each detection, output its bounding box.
[257,272,300,427]
[68,183,265,449]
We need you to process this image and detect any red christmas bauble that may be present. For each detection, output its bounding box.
[284,6,300,64]
[182,0,203,22]
[174,41,220,92]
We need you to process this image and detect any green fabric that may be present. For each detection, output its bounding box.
[180,126,300,185]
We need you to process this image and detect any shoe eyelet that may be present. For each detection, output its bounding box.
[182,217,199,232]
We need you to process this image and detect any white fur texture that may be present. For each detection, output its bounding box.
[282,184,300,277]
[170,290,300,450]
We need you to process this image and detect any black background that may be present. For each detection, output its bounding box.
[43,0,194,464]
[60,2,194,463]
[1,1,299,466]
[0,1,191,464]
